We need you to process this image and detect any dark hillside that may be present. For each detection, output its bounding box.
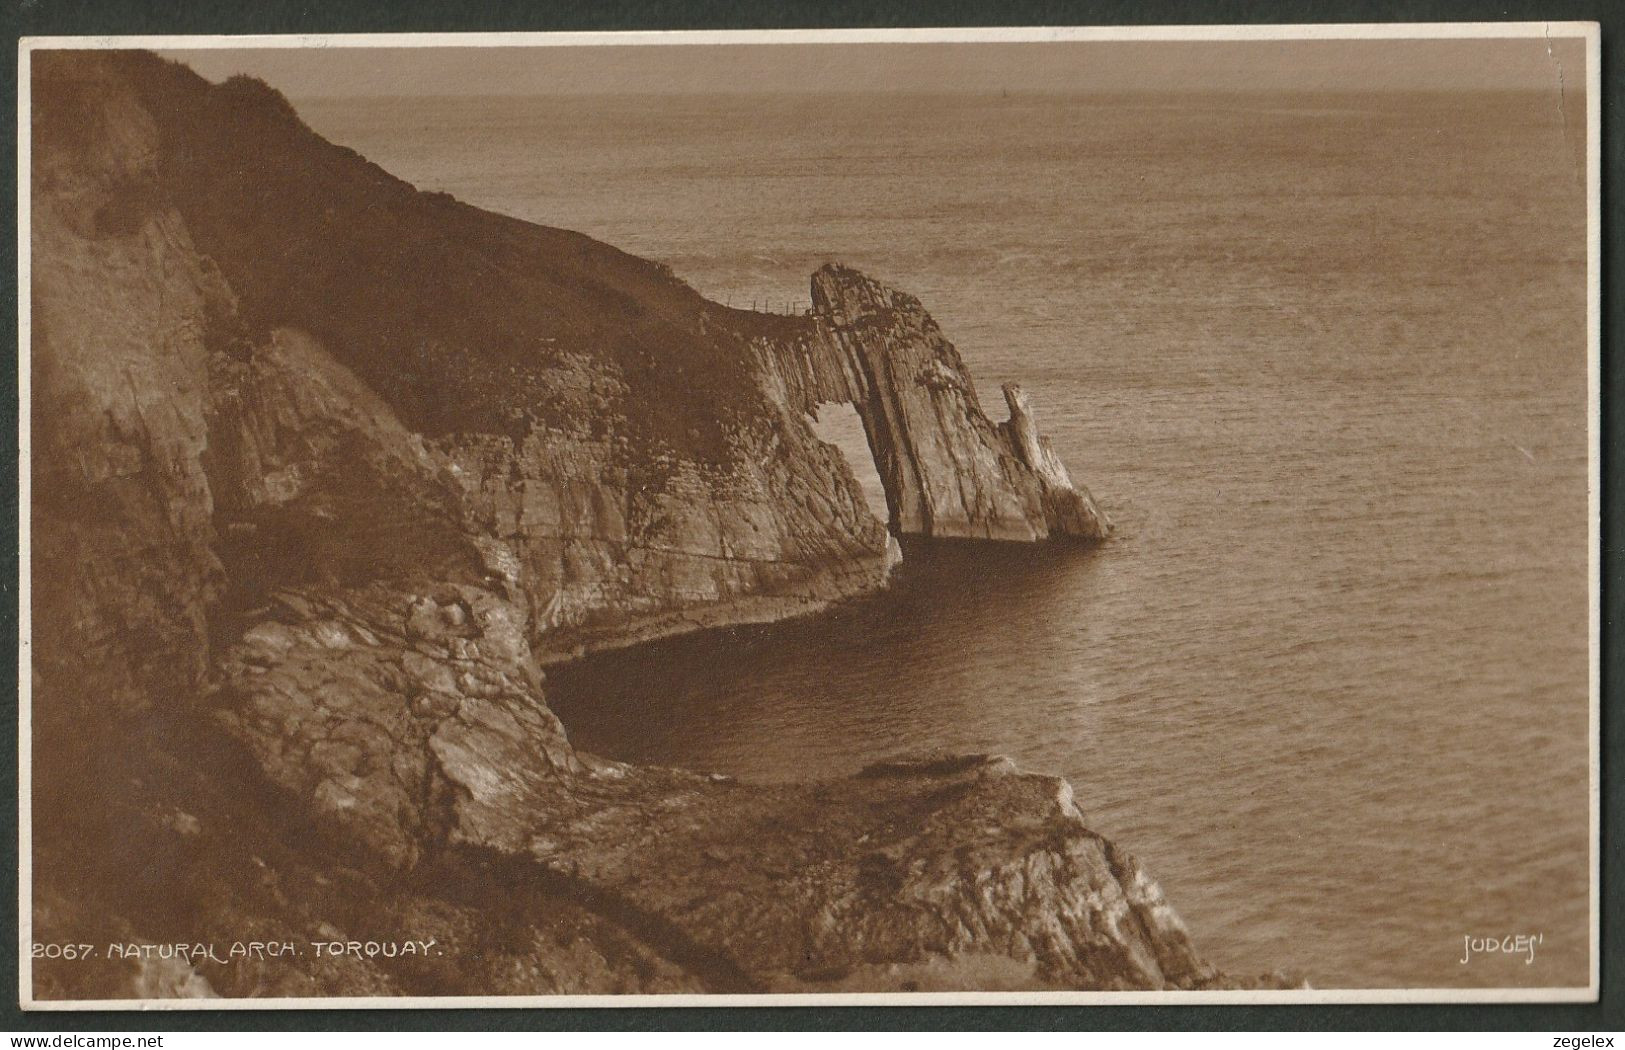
[88,49,801,462]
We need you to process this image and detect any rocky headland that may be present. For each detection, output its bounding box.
[28,49,1288,999]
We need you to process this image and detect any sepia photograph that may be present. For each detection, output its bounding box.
[18,23,1599,1009]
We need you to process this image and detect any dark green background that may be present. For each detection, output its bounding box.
[2,0,1618,1032]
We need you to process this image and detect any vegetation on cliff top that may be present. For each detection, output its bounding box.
[78,50,803,465]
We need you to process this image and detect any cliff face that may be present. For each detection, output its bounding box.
[29,50,1284,1000]
[75,50,900,664]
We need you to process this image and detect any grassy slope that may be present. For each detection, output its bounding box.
[102,50,805,464]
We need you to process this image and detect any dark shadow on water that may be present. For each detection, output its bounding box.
[546,537,1107,781]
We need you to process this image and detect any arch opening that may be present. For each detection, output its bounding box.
[809,401,890,527]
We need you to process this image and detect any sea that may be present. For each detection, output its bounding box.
[292,88,1592,990]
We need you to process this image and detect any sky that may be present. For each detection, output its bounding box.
[158,36,1587,99]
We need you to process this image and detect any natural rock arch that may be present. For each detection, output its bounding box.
[765,264,1111,543]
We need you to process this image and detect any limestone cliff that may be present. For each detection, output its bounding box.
[760,265,1110,542]
[28,49,1289,999]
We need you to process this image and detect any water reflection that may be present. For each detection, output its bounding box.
[546,538,1107,779]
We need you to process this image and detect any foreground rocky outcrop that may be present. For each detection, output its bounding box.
[29,49,1291,1000]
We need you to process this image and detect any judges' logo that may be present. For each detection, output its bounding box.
[1460,932,1543,965]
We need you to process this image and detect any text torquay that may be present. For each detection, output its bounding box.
[99,940,440,964]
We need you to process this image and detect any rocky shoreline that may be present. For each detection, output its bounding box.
[28,49,1296,998]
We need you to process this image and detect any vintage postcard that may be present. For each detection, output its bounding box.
[17,24,1600,1008]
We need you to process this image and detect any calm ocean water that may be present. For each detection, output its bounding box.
[295,89,1591,989]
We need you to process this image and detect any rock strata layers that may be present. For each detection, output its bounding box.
[28,49,1292,999]
[759,265,1111,542]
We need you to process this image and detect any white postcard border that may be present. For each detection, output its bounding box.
[14,20,1603,1010]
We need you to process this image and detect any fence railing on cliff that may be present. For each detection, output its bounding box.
[723,296,811,316]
